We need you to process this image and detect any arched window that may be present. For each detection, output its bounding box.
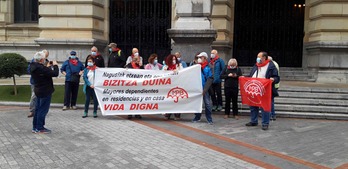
[14,0,38,23]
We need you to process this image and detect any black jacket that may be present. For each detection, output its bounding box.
[85,54,105,68]
[249,61,280,97]
[220,66,243,89]
[30,62,59,97]
[108,49,126,68]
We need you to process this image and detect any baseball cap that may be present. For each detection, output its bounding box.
[108,43,117,48]
[197,52,208,58]
[70,51,76,55]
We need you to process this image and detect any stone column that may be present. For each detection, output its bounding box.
[211,0,233,61]
[168,0,217,62]
[35,0,109,62]
[304,0,348,83]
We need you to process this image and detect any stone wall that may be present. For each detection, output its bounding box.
[304,0,348,83]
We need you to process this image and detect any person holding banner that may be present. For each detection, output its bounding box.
[192,52,214,125]
[145,53,163,70]
[125,55,143,119]
[220,58,243,119]
[244,52,279,130]
[82,56,99,118]
[126,48,143,67]
[162,54,183,120]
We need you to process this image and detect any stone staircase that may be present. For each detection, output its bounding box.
[239,67,316,82]
[220,84,348,120]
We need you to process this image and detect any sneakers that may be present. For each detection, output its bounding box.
[271,116,277,121]
[208,121,214,125]
[82,112,88,118]
[245,122,258,126]
[217,105,222,111]
[262,125,269,130]
[32,128,51,134]
[72,106,77,110]
[93,111,98,118]
[62,106,68,111]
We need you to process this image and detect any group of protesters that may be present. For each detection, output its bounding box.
[28,42,279,134]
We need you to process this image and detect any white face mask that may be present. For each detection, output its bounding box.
[211,54,215,58]
[134,53,139,57]
[197,58,202,63]
[172,60,176,65]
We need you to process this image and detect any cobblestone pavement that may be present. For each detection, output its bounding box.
[0,106,261,169]
[0,105,347,169]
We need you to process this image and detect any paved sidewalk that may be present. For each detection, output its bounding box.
[0,105,347,169]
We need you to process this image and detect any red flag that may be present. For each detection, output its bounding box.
[239,77,272,112]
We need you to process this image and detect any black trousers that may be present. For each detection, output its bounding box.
[224,87,239,116]
[64,81,80,107]
[209,82,223,106]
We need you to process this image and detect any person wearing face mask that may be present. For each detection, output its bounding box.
[268,56,280,121]
[60,51,85,111]
[192,52,214,125]
[85,46,104,68]
[209,49,225,112]
[126,48,143,67]
[82,56,99,118]
[107,42,126,68]
[125,55,143,119]
[175,52,187,68]
[220,58,243,119]
[145,53,163,70]
[162,54,183,120]
[245,51,280,130]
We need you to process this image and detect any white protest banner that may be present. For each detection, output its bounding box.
[94,65,203,116]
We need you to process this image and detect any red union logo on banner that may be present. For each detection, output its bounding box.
[167,87,189,103]
[239,77,272,112]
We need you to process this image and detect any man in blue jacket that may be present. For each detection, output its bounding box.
[245,51,280,130]
[30,52,59,134]
[209,49,225,111]
[192,52,214,125]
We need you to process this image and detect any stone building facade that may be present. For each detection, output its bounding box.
[0,0,347,82]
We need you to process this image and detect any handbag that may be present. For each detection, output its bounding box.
[69,62,80,83]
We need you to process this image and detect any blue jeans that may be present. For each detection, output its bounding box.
[194,92,213,123]
[249,106,270,126]
[270,97,275,119]
[84,86,99,113]
[33,95,52,130]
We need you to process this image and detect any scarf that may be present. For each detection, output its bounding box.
[87,65,97,71]
[210,55,219,64]
[131,62,140,69]
[112,48,121,52]
[167,63,177,71]
[200,61,209,70]
[256,59,270,67]
[69,59,78,66]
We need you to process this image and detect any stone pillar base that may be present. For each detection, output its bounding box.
[167,29,217,61]
[304,41,348,83]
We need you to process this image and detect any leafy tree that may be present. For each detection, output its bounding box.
[0,53,28,95]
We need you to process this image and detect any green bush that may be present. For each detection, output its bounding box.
[0,53,28,78]
[0,53,28,95]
